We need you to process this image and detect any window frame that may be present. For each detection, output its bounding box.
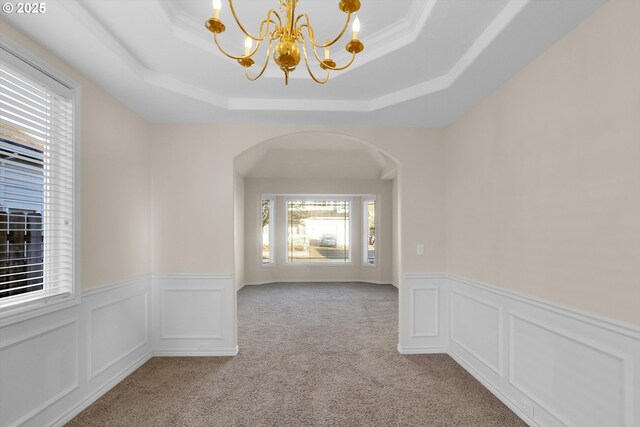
[0,35,81,326]
[284,195,353,267]
[362,196,377,267]
[260,195,275,267]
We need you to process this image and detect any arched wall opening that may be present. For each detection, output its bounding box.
[150,125,445,356]
[233,131,402,346]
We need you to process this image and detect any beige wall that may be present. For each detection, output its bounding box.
[0,23,446,293]
[1,22,152,291]
[445,0,640,325]
[234,172,245,289]
[150,128,446,277]
[243,178,393,285]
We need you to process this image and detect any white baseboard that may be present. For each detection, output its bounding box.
[447,350,539,427]
[396,344,447,355]
[153,346,239,357]
[243,280,394,286]
[52,351,153,427]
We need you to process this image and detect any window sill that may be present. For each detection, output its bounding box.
[285,262,354,267]
[0,290,78,328]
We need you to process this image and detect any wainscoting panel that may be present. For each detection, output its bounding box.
[160,289,223,339]
[450,290,502,376]
[152,275,237,356]
[397,274,448,354]
[0,317,79,427]
[86,287,150,380]
[510,313,629,427]
[445,275,640,427]
[0,276,153,427]
[0,274,240,426]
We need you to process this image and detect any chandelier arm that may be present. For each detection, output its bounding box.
[259,10,283,40]
[300,37,329,84]
[214,32,262,60]
[244,37,274,81]
[307,42,355,71]
[254,16,278,43]
[228,0,281,41]
[325,51,357,71]
[270,9,283,28]
[296,12,351,48]
[309,43,325,64]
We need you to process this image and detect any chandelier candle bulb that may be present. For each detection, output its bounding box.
[212,0,221,19]
[244,37,252,55]
[325,39,331,60]
[352,15,360,39]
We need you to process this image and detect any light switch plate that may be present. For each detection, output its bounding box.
[417,244,424,256]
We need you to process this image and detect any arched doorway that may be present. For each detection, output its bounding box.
[232,131,402,349]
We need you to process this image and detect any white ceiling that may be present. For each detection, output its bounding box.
[3,0,605,127]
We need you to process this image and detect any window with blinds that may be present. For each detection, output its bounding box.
[0,43,75,309]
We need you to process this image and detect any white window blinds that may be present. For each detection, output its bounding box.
[0,45,74,305]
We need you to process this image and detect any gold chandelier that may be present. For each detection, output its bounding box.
[205,0,364,85]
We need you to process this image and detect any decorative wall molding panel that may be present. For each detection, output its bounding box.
[398,274,449,353]
[0,318,79,427]
[2,272,638,426]
[85,286,150,381]
[0,273,239,426]
[0,277,152,427]
[152,274,238,356]
[450,289,503,376]
[399,273,640,427]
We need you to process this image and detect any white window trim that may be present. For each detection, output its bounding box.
[260,195,275,267]
[0,35,81,327]
[284,195,354,266]
[362,196,377,267]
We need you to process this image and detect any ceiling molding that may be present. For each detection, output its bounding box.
[160,0,437,81]
[144,71,228,109]
[228,97,367,112]
[368,0,530,112]
[55,0,528,114]
[58,0,147,80]
[12,0,592,126]
[231,0,530,113]
[155,0,180,25]
[57,0,530,112]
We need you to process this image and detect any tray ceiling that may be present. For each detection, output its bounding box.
[2,0,605,126]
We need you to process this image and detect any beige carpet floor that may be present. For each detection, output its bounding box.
[67,282,526,426]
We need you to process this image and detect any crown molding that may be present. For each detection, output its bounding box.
[59,0,147,80]
[56,0,529,114]
[160,0,437,81]
[369,0,530,112]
